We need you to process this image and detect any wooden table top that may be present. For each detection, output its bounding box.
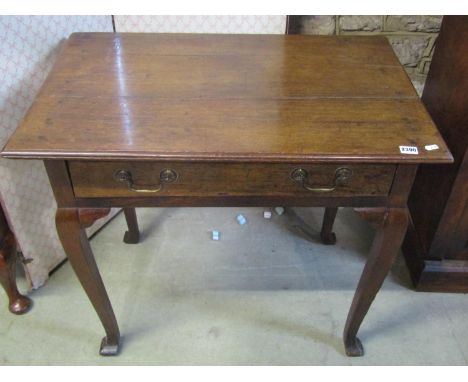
[2,33,452,163]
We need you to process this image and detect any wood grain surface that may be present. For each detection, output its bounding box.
[1,33,452,164]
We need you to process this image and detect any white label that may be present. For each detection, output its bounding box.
[399,146,419,155]
[425,144,439,151]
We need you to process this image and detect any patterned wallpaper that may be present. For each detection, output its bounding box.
[0,16,114,289]
[114,15,287,34]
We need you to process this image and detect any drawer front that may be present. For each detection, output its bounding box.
[69,161,396,198]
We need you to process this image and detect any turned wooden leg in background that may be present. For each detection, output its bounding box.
[56,207,120,355]
[0,206,32,315]
[343,207,409,356]
[123,208,140,244]
[320,207,338,245]
[0,228,32,315]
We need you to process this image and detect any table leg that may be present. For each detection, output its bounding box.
[0,229,32,314]
[123,208,140,244]
[56,208,120,356]
[320,207,338,245]
[343,207,408,356]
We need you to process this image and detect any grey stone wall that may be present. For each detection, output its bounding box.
[289,15,443,96]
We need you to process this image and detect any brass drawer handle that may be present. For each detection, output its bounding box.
[113,169,178,193]
[291,167,352,192]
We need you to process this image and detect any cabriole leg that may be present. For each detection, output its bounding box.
[343,207,409,356]
[56,208,120,356]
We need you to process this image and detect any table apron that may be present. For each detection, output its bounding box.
[68,161,396,199]
[72,195,390,208]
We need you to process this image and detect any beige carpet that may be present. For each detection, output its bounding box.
[1,207,467,365]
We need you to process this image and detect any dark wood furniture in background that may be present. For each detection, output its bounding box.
[402,16,468,292]
[0,204,32,314]
[2,33,452,356]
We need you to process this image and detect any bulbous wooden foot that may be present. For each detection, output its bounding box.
[344,337,364,357]
[9,295,32,315]
[0,215,33,315]
[100,336,120,356]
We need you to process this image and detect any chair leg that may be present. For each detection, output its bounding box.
[123,208,140,244]
[320,207,338,245]
[0,227,32,315]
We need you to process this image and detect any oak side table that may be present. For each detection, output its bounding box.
[1,33,452,357]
